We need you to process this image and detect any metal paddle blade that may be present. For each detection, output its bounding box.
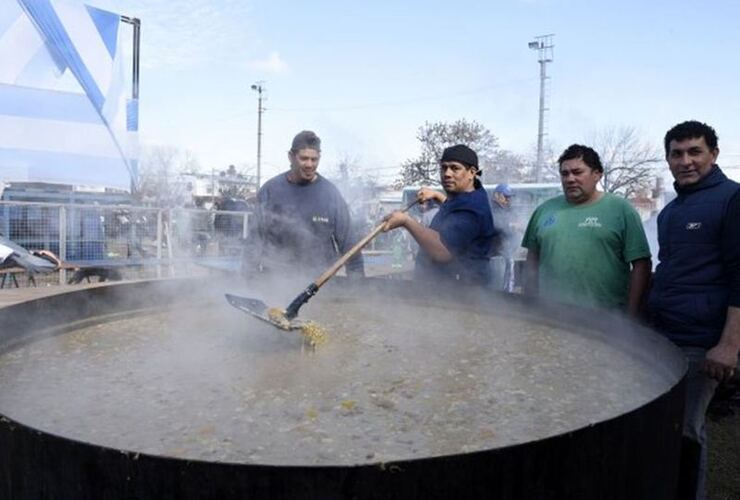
[225,293,269,316]
[225,293,303,331]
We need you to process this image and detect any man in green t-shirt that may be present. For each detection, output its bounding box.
[521,144,652,315]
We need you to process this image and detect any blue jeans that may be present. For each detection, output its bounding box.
[490,256,515,293]
[681,346,719,500]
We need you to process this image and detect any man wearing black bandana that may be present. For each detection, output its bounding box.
[382,144,494,286]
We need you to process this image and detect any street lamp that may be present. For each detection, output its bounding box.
[251,82,265,191]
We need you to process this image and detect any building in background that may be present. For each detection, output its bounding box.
[176,168,257,209]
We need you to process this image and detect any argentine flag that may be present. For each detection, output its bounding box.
[0,0,138,191]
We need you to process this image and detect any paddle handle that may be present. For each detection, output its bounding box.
[283,199,420,320]
[313,200,419,289]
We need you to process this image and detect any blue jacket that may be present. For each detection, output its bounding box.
[648,166,740,348]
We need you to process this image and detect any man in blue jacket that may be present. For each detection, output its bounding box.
[382,144,494,286]
[648,120,740,500]
[490,183,517,292]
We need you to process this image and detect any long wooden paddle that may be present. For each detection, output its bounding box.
[226,199,419,330]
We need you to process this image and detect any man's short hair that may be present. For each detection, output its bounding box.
[557,144,604,173]
[290,130,321,153]
[663,121,718,155]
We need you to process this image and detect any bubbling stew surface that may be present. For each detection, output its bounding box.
[0,297,671,465]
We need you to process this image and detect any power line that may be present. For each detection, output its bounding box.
[265,77,537,113]
[218,75,539,123]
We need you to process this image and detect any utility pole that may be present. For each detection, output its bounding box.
[211,168,216,207]
[528,34,554,183]
[250,82,266,191]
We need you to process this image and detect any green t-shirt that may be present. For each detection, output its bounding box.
[521,193,651,310]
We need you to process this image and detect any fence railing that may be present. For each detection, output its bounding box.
[0,201,251,284]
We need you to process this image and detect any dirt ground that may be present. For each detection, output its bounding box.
[707,388,740,500]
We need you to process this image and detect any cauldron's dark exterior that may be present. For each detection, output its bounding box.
[0,278,686,500]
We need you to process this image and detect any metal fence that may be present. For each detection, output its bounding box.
[0,201,251,285]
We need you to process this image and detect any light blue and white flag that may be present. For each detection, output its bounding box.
[0,0,137,191]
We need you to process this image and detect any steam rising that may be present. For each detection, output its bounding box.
[0,279,682,466]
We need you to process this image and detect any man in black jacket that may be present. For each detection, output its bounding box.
[648,120,740,500]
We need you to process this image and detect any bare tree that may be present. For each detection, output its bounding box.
[484,150,530,185]
[398,119,500,186]
[331,154,362,185]
[587,127,661,199]
[526,141,561,183]
[137,145,201,206]
[182,150,202,174]
[326,154,380,212]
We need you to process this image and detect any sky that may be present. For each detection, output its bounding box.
[85,0,740,184]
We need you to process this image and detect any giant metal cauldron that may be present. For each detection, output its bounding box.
[0,277,686,499]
